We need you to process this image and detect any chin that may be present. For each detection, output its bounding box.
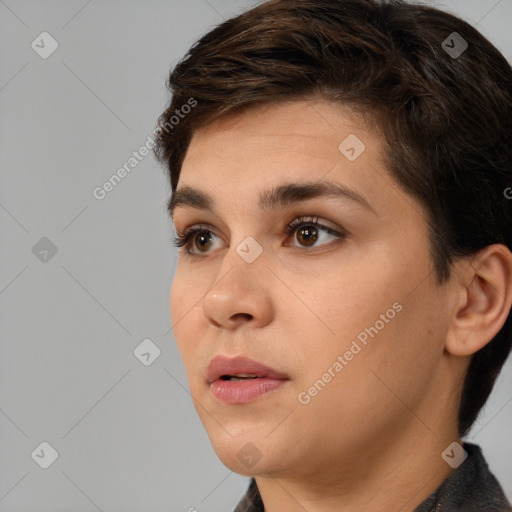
[205,426,278,476]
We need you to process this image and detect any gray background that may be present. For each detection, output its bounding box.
[0,1,511,510]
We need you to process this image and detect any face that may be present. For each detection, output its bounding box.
[170,98,457,478]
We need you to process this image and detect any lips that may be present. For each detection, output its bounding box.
[206,355,289,384]
[206,355,290,404]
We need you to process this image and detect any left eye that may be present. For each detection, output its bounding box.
[285,217,345,248]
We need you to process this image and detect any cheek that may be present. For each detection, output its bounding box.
[281,266,398,360]
[287,261,439,407]
[170,261,209,325]
[346,284,448,413]
[169,271,205,357]
[289,303,435,445]
[169,276,183,324]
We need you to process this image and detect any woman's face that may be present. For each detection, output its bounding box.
[170,98,458,478]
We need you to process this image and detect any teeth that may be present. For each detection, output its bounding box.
[225,373,258,381]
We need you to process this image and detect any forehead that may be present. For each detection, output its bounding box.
[182,99,375,178]
[176,98,421,225]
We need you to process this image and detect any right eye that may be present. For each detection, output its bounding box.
[173,226,224,255]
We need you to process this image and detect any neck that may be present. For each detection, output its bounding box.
[254,421,460,512]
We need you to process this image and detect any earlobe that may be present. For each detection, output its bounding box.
[445,244,512,357]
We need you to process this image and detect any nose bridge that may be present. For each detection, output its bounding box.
[214,234,267,295]
[202,234,271,328]
[212,214,264,269]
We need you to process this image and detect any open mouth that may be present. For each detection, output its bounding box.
[220,373,259,382]
[210,372,288,403]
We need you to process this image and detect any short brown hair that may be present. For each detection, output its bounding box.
[154,0,512,437]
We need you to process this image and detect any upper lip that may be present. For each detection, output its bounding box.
[206,355,289,383]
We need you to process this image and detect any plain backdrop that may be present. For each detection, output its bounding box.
[1,1,511,511]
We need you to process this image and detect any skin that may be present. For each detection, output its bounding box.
[169,97,512,512]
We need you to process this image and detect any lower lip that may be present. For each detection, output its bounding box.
[209,378,287,404]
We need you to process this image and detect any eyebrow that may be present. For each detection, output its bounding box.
[167,180,376,218]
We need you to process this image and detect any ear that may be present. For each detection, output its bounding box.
[445,244,512,357]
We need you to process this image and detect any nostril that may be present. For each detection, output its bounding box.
[233,313,252,321]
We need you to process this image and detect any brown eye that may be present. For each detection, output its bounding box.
[296,225,318,247]
[194,232,213,252]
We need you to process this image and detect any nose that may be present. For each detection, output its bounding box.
[202,244,274,329]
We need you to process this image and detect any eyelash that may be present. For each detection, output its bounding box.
[172,216,345,254]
